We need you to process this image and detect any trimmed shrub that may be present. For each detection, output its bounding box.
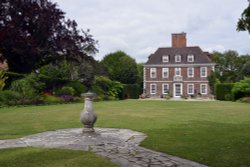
[232,77,250,100]
[120,84,142,99]
[215,83,234,101]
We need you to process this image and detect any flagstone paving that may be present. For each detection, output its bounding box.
[0,128,208,167]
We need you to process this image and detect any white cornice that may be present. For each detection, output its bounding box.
[144,63,216,68]
[145,81,209,83]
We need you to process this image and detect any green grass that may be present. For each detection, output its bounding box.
[0,147,118,167]
[0,100,250,167]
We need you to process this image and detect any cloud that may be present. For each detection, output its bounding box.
[53,0,250,62]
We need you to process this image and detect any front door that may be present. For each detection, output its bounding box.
[174,83,182,97]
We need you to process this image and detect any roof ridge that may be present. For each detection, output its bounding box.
[158,46,201,49]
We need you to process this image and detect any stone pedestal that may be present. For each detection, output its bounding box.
[80,92,97,133]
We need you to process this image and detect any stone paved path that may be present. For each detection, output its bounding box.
[0,128,208,167]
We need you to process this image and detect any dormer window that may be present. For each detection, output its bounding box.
[175,55,181,62]
[162,55,169,62]
[187,54,194,62]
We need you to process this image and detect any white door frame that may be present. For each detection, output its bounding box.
[173,83,183,97]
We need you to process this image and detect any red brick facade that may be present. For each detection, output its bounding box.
[143,33,215,98]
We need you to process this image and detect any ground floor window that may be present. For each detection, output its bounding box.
[162,84,169,94]
[187,84,194,94]
[150,84,157,94]
[200,84,207,94]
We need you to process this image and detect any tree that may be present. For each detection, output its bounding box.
[0,0,97,73]
[237,0,250,33]
[211,50,244,82]
[39,60,94,90]
[208,71,220,95]
[240,61,250,78]
[136,63,144,86]
[101,51,138,84]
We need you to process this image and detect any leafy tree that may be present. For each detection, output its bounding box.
[92,60,108,77]
[208,71,220,95]
[77,61,95,88]
[136,63,144,86]
[240,61,250,78]
[0,0,97,73]
[39,60,94,91]
[101,51,138,84]
[237,0,250,33]
[212,50,246,82]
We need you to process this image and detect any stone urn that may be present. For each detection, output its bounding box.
[80,92,97,133]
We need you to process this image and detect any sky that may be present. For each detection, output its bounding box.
[53,0,250,63]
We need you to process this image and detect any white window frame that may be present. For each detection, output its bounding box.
[173,83,183,97]
[187,67,194,78]
[162,68,169,78]
[150,84,157,94]
[175,55,181,62]
[175,67,181,76]
[187,84,194,94]
[187,55,194,62]
[162,55,169,63]
[200,84,207,95]
[150,68,157,78]
[200,67,207,77]
[162,84,169,94]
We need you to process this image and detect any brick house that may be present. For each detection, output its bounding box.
[143,33,215,98]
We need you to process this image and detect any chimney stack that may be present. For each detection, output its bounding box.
[172,33,187,48]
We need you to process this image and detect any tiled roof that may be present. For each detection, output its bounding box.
[145,46,212,65]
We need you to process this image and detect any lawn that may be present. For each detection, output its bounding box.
[0,100,250,167]
[0,147,118,167]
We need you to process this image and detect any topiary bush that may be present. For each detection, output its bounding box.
[215,83,234,101]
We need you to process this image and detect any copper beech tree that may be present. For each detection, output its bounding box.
[0,0,97,73]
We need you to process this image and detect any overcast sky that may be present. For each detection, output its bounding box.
[53,0,250,63]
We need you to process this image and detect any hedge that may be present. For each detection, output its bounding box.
[120,84,142,99]
[215,83,234,101]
